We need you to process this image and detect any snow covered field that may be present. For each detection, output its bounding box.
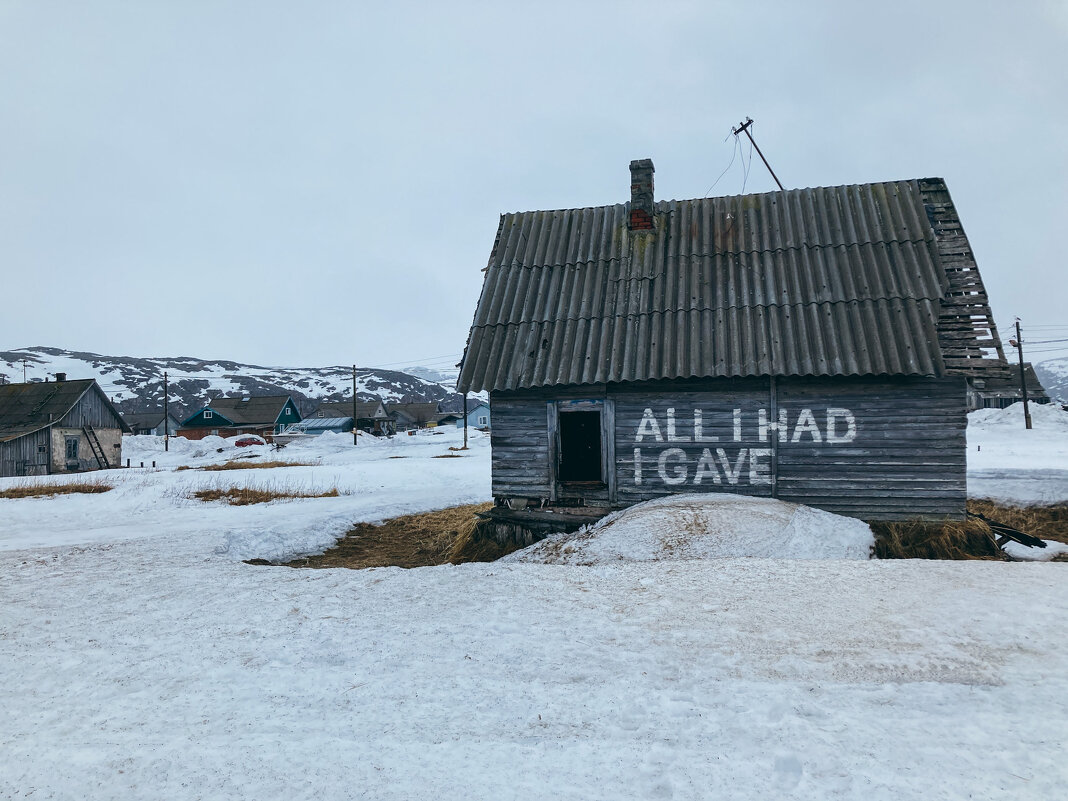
[967,401,1068,504]
[2,412,1067,800]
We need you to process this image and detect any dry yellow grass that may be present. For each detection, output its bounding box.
[870,519,1006,560]
[872,500,1068,560]
[193,486,339,506]
[178,459,316,472]
[0,480,113,499]
[277,502,515,569]
[966,500,1068,544]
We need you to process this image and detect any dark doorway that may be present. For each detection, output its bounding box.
[558,410,602,483]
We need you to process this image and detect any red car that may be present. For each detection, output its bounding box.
[234,436,266,447]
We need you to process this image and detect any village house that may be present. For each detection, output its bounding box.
[306,400,394,435]
[458,401,491,430]
[178,395,301,441]
[122,411,182,436]
[389,402,443,432]
[0,375,130,477]
[457,160,1010,540]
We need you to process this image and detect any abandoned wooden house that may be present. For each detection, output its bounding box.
[456,160,1009,539]
[0,375,130,477]
[178,395,301,441]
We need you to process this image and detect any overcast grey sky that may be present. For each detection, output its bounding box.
[1,1,1066,370]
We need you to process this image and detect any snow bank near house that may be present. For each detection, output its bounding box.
[967,402,1068,504]
[1002,539,1068,561]
[506,494,875,564]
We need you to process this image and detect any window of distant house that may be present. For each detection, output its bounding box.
[204,410,213,419]
[65,437,79,460]
[37,444,47,454]
[285,408,292,415]
[478,416,488,425]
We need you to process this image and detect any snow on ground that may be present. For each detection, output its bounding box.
[1,415,1067,799]
[0,428,490,560]
[508,494,874,564]
[967,402,1068,505]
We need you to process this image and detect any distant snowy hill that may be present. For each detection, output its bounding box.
[0,346,470,420]
[1034,357,1068,403]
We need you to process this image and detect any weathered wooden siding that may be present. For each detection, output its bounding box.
[489,394,552,497]
[614,378,773,506]
[490,376,967,521]
[775,377,965,519]
[0,428,51,477]
[57,385,125,430]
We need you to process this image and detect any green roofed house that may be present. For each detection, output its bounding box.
[0,375,131,477]
[178,395,301,441]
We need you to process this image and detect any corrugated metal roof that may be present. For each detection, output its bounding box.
[0,380,129,441]
[198,395,293,425]
[294,416,353,431]
[314,401,389,419]
[458,178,999,393]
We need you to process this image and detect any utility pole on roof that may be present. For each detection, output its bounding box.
[1012,319,1033,430]
[732,117,785,191]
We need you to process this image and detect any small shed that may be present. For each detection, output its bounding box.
[967,362,1051,410]
[0,377,131,477]
[457,160,1009,535]
[123,411,182,436]
[178,395,301,441]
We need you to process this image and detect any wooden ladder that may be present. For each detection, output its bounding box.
[82,425,109,469]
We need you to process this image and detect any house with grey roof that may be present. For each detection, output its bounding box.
[389,402,443,432]
[312,400,393,435]
[123,411,182,436]
[457,160,1009,538]
[0,375,130,477]
[178,395,300,441]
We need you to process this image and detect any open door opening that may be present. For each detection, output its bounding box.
[558,410,602,483]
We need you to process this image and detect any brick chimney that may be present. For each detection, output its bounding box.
[629,158,655,231]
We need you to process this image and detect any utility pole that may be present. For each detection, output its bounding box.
[1013,319,1032,430]
[732,117,785,191]
[22,359,28,382]
[463,392,469,450]
[164,371,170,452]
[352,365,358,446]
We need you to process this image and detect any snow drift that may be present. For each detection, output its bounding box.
[506,494,875,564]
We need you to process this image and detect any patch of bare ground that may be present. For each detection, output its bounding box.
[277,502,513,569]
[194,486,339,506]
[0,480,112,499]
[177,460,317,472]
[872,500,1068,560]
